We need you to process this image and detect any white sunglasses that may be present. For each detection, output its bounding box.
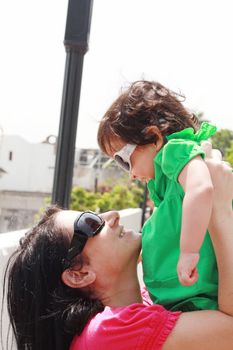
[113,144,137,172]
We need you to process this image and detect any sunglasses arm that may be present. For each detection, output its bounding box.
[63,234,87,269]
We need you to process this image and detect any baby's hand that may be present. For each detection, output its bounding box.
[177,252,199,286]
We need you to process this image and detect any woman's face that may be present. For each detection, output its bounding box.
[56,210,142,281]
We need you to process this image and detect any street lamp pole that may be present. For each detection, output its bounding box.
[141,183,148,228]
[52,0,93,208]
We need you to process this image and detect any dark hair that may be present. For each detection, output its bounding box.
[98,80,200,154]
[2,206,104,350]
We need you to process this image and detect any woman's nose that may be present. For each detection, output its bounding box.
[101,211,120,228]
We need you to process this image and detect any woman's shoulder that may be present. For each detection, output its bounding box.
[70,293,181,350]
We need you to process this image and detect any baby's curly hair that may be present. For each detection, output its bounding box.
[98,80,199,154]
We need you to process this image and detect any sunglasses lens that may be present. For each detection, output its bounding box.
[76,212,104,237]
[114,155,130,171]
[63,212,104,270]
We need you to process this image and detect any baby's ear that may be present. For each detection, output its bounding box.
[145,126,163,149]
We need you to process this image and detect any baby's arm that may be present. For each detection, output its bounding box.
[177,155,214,286]
[163,147,233,350]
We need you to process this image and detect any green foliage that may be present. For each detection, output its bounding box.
[71,187,100,212]
[95,192,112,212]
[70,180,144,213]
[225,141,233,167]
[130,182,145,207]
[36,177,144,220]
[112,185,135,209]
[211,129,233,157]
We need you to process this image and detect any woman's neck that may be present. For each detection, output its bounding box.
[97,276,143,307]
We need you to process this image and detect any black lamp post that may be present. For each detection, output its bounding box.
[141,183,148,228]
[52,0,93,208]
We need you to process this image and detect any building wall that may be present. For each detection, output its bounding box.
[0,135,56,232]
[0,191,50,233]
[0,134,56,192]
[73,149,125,191]
[0,135,125,233]
[72,166,124,191]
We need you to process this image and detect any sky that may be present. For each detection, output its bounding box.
[0,0,232,149]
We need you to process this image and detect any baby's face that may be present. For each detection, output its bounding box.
[107,138,158,182]
[129,143,158,182]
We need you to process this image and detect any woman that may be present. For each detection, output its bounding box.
[3,146,233,350]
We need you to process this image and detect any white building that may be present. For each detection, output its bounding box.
[0,134,123,233]
[0,134,56,232]
[0,134,56,193]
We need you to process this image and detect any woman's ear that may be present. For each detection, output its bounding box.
[145,125,163,150]
[61,266,96,289]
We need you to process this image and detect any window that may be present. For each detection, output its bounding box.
[9,151,13,161]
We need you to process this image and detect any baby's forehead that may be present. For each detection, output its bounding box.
[105,137,126,156]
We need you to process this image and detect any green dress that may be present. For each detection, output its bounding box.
[142,122,218,311]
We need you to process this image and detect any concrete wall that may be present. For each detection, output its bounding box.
[0,135,55,193]
[0,229,25,350]
[0,135,123,194]
[0,135,127,233]
[0,208,143,349]
[0,191,50,233]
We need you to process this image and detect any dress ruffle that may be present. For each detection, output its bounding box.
[157,311,181,348]
[166,122,217,143]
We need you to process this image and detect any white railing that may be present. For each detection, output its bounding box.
[0,208,143,350]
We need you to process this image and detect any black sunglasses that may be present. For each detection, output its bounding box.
[62,211,105,270]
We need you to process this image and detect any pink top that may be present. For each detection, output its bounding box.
[70,289,181,350]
